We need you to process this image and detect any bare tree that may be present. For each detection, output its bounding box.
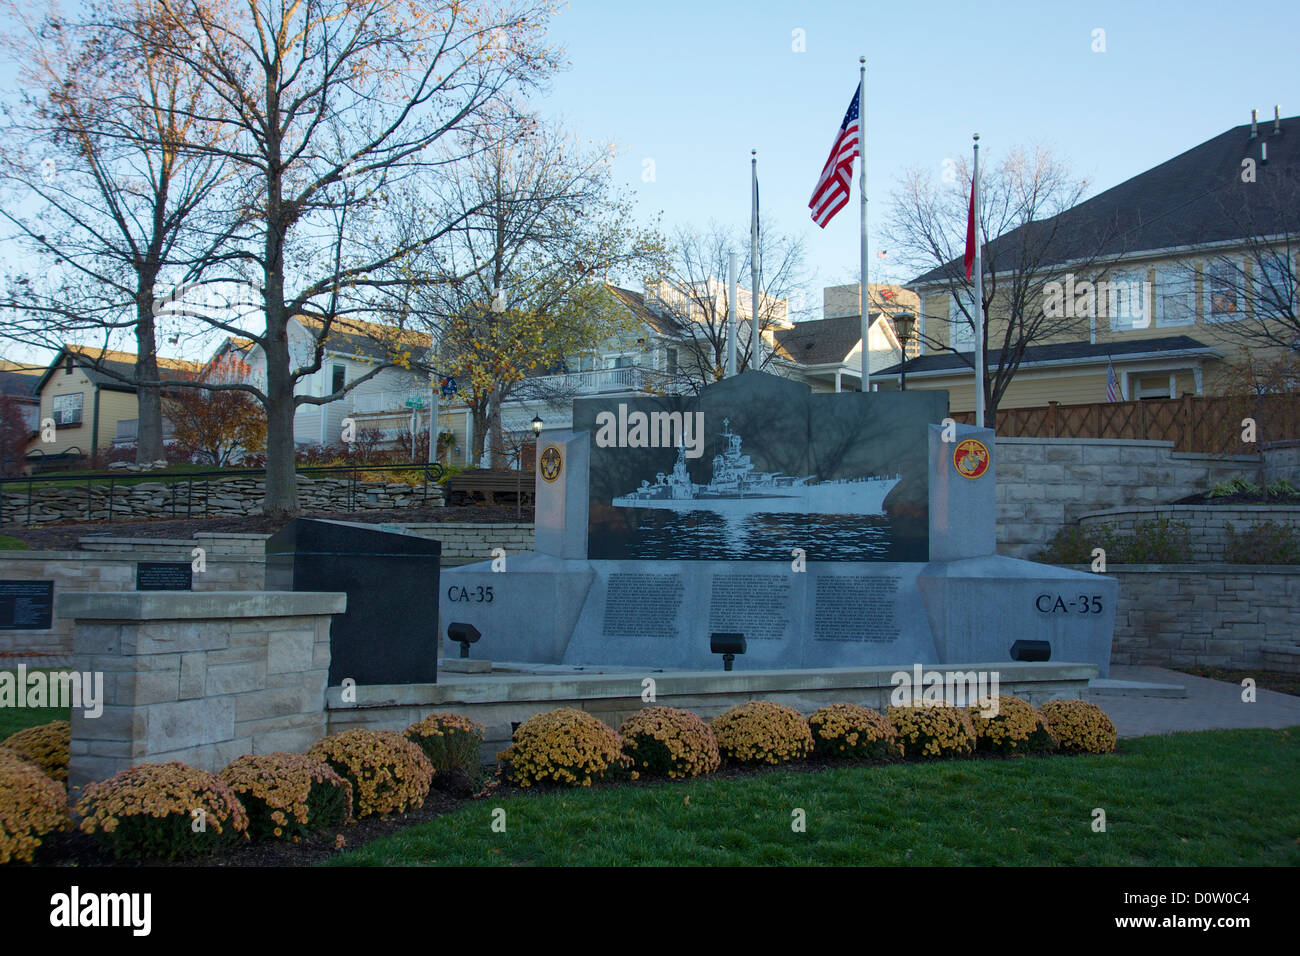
[650,222,810,394]
[0,0,230,462]
[118,0,562,516]
[885,145,1117,425]
[388,109,666,467]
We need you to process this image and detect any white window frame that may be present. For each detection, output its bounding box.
[1105,270,1150,331]
[948,291,975,350]
[1203,258,1246,323]
[1154,266,1196,327]
[1252,253,1294,320]
[52,392,83,426]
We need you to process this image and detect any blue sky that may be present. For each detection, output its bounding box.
[535,0,1300,298]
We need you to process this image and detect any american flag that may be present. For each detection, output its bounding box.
[1106,359,1119,402]
[809,83,861,228]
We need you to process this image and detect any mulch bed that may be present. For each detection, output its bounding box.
[1170,491,1300,506]
[20,746,1115,868]
[1,505,534,552]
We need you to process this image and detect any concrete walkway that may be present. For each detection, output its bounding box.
[1090,665,1300,737]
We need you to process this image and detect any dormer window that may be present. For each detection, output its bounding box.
[64,355,74,374]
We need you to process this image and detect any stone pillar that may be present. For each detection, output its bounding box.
[58,591,345,792]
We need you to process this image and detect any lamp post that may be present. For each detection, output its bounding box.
[894,310,916,392]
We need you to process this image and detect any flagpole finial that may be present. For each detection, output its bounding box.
[859,55,865,64]
[973,133,980,142]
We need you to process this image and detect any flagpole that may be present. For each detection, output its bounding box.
[750,149,760,371]
[859,56,870,393]
[972,133,985,428]
[727,252,738,377]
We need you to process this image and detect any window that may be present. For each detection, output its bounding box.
[579,355,596,372]
[52,393,83,426]
[1204,260,1245,322]
[64,355,74,375]
[1155,266,1195,326]
[1105,271,1150,331]
[331,364,345,393]
[613,356,632,369]
[949,291,975,350]
[1253,254,1294,320]
[666,348,678,374]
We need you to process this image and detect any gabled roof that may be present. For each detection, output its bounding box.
[771,312,894,365]
[295,316,433,364]
[605,284,682,337]
[875,335,1217,376]
[912,115,1300,287]
[33,345,202,394]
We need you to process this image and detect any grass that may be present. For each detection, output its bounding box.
[0,669,69,740]
[0,535,28,550]
[329,728,1299,866]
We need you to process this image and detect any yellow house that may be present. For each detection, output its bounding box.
[26,346,202,465]
[881,111,1299,412]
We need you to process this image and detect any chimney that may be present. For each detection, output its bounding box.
[1250,108,1258,139]
[1274,105,1282,135]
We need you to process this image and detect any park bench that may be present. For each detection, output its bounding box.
[444,468,535,507]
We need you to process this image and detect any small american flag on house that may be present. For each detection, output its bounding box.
[1106,359,1120,402]
[809,83,862,228]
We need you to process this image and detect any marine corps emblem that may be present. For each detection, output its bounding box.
[953,438,989,479]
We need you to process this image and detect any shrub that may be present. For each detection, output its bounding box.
[1207,476,1262,499]
[0,748,68,864]
[404,713,486,793]
[1224,520,1300,564]
[807,703,901,760]
[887,701,977,758]
[1036,518,1192,565]
[619,706,721,779]
[711,701,813,766]
[75,762,248,860]
[2,720,70,782]
[1038,699,1117,754]
[1033,524,1095,564]
[308,729,432,818]
[219,753,353,840]
[965,695,1058,755]
[499,709,631,788]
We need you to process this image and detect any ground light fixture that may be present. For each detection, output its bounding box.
[1010,639,1051,662]
[448,622,482,659]
[711,632,746,671]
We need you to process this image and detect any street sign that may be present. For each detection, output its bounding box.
[405,398,425,408]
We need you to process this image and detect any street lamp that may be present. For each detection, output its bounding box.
[894,310,916,392]
[531,415,543,436]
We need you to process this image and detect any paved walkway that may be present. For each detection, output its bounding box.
[1093,665,1300,737]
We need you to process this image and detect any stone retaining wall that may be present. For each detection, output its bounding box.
[995,439,1270,559]
[1100,564,1300,669]
[1078,505,1300,562]
[60,590,342,789]
[1,473,443,525]
[398,522,534,561]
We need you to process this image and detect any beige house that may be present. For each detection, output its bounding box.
[882,112,1299,412]
[25,346,201,464]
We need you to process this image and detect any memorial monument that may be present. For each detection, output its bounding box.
[439,372,1117,675]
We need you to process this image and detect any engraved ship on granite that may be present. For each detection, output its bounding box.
[611,418,901,515]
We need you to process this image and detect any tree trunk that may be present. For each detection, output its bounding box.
[470,396,488,466]
[134,291,165,464]
[487,383,506,469]
[262,334,300,517]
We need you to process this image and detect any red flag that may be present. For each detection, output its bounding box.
[963,180,976,280]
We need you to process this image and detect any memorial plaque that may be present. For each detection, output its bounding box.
[813,576,901,643]
[602,572,683,639]
[707,574,791,641]
[136,562,193,591]
[266,519,441,685]
[0,580,54,630]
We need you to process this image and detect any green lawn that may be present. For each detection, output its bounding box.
[330,728,1299,866]
[0,669,69,740]
[0,535,28,550]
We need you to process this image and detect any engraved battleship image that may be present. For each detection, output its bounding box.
[611,418,901,515]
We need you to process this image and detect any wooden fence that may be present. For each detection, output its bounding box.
[948,394,1300,455]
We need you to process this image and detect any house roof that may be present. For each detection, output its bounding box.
[605,284,682,337]
[0,361,42,400]
[911,115,1300,287]
[295,316,433,363]
[875,335,1218,377]
[32,346,202,394]
[771,313,893,365]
